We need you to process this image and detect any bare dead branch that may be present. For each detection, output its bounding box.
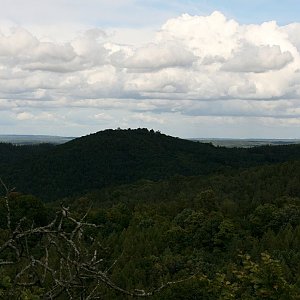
[0,191,196,299]
[0,177,12,230]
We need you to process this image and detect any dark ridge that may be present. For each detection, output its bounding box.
[1,128,300,200]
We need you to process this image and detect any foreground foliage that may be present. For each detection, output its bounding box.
[0,185,197,299]
[1,156,300,298]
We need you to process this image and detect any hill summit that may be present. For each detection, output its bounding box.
[2,128,300,200]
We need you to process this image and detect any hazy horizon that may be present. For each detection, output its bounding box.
[2,130,300,141]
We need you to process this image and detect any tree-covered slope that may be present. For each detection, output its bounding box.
[66,159,300,299]
[2,128,300,200]
[1,157,300,299]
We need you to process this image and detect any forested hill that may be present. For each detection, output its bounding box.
[1,129,300,298]
[2,128,300,200]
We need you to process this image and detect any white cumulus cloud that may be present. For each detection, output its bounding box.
[116,42,196,70]
[1,11,300,137]
[222,44,293,73]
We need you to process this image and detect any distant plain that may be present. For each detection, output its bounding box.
[1,134,300,148]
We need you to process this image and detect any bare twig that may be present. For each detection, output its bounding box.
[0,177,13,230]
[0,186,196,299]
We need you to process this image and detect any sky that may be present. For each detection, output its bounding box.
[1,1,300,138]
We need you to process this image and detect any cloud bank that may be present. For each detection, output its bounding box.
[1,11,300,137]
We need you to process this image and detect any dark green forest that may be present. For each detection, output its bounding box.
[0,129,300,299]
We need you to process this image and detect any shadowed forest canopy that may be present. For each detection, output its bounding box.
[0,129,300,298]
[1,128,300,200]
